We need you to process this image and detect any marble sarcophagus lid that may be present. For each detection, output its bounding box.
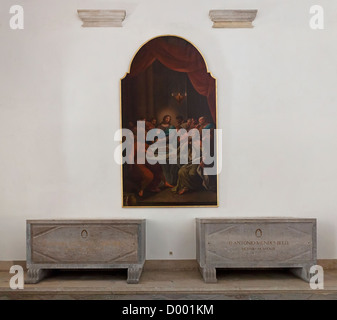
[26,219,146,284]
[196,218,317,283]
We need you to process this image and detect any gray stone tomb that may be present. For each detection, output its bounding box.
[196,218,317,283]
[26,219,146,284]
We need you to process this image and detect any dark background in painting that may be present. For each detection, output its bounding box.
[122,60,212,127]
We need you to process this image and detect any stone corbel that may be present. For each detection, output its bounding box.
[209,10,258,28]
[77,10,126,27]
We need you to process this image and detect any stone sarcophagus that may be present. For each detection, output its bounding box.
[26,219,146,284]
[196,218,317,283]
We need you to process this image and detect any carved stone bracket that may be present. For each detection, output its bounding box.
[77,10,126,27]
[25,268,51,284]
[209,10,258,28]
[127,265,143,284]
[290,265,313,283]
[199,266,217,283]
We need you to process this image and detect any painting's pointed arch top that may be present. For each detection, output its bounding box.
[125,35,216,122]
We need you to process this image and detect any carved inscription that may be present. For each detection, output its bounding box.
[205,222,313,263]
[228,240,289,251]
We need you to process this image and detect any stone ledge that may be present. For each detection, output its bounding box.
[1,269,337,300]
[209,10,258,28]
[0,259,337,272]
[144,260,198,271]
[77,10,126,27]
[0,260,26,271]
[1,259,335,271]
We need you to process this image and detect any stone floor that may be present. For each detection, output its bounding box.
[1,268,336,300]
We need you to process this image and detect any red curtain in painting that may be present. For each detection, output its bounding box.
[129,37,216,122]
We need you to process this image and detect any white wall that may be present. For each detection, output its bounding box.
[1,0,337,260]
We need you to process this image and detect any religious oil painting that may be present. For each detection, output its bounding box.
[121,35,218,207]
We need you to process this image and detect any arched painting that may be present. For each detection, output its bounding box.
[121,35,218,207]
